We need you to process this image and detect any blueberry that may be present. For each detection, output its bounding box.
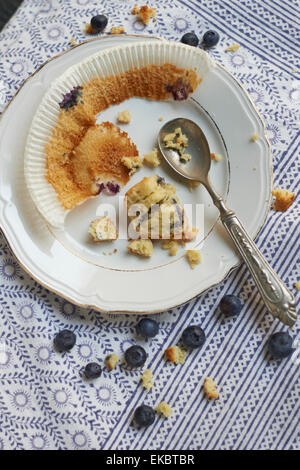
[54,330,76,352]
[180,32,199,47]
[202,30,220,48]
[84,362,102,379]
[181,325,206,349]
[134,405,155,427]
[268,332,294,359]
[125,345,147,367]
[91,14,108,33]
[136,318,159,339]
[220,295,242,316]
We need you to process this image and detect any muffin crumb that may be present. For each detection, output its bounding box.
[186,250,201,269]
[162,240,179,256]
[117,109,131,124]
[204,377,219,399]
[110,26,125,34]
[225,43,240,52]
[131,4,140,15]
[251,132,259,142]
[105,353,119,371]
[143,148,161,167]
[294,282,300,291]
[156,401,172,418]
[165,345,186,364]
[272,188,295,212]
[70,37,77,46]
[141,369,154,391]
[163,128,190,162]
[131,5,157,24]
[88,217,118,242]
[127,239,154,258]
[122,156,143,175]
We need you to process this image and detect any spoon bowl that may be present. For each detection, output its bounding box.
[158,118,211,182]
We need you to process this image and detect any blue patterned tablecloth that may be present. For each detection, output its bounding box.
[0,0,299,451]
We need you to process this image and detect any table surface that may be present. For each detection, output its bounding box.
[0,0,299,451]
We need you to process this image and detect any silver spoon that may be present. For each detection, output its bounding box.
[158,118,297,327]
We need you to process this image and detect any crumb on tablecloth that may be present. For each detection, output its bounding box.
[165,345,186,364]
[105,353,119,370]
[272,188,295,212]
[225,43,240,52]
[131,5,157,24]
[204,377,219,399]
[156,401,172,418]
[141,369,154,391]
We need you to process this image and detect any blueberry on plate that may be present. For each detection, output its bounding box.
[84,362,102,379]
[54,330,76,352]
[136,318,159,339]
[268,332,294,359]
[125,345,147,367]
[134,405,156,427]
[202,30,220,48]
[91,14,108,33]
[220,295,242,316]
[180,32,199,47]
[181,325,206,349]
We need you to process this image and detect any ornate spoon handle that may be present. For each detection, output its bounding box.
[205,183,297,327]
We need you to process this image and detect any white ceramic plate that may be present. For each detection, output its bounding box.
[0,35,272,313]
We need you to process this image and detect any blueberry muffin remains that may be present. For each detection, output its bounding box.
[126,175,198,241]
[46,63,200,210]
